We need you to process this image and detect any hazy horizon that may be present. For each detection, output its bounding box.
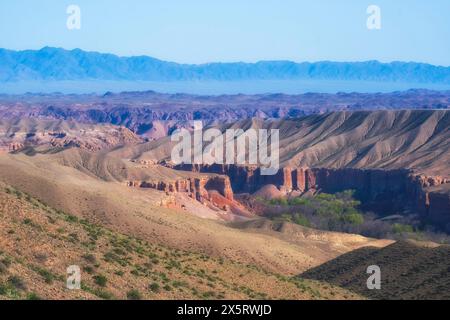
[1,0,449,66]
[2,46,450,67]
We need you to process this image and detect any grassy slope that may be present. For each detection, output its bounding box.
[0,153,389,276]
[0,185,362,300]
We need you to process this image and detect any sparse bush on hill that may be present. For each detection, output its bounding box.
[26,292,42,300]
[392,223,415,234]
[126,289,142,300]
[0,184,366,300]
[82,253,97,264]
[148,282,160,293]
[31,265,56,284]
[8,275,26,291]
[93,274,108,287]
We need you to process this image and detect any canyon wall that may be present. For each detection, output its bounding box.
[126,175,234,203]
[172,164,450,230]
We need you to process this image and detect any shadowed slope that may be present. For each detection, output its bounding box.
[299,240,450,299]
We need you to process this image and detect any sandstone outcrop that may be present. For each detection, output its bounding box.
[173,164,450,230]
[126,175,234,203]
[0,119,143,153]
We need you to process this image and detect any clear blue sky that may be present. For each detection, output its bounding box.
[0,0,449,65]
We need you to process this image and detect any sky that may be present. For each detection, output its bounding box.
[0,0,449,66]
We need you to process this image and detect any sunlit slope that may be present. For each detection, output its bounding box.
[0,152,388,275]
[0,184,367,300]
[116,110,449,178]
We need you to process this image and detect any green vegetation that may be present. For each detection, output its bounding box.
[0,281,21,298]
[0,184,362,300]
[30,265,57,284]
[7,275,27,291]
[392,223,415,234]
[269,190,364,232]
[126,289,142,300]
[262,189,450,243]
[26,292,42,300]
[93,274,108,287]
[148,282,160,293]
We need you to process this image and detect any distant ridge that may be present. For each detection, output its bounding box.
[1,47,450,84]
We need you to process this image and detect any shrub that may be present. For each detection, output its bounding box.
[392,223,414,234]
[35,267,54,284]
[114,270,124,276]
[83,266,94,274]
[292,213,311,227]
[148,282,160,293]
[126,289,142,300]
[82,254,97,264]
[202,291,215,299]
[93,274,108,287]
[172,280,188,288]
[163,284,172,291]
[1,257,12,267]
[0,281,20,298]
[0,262,7,274]
[23,218,33,225]
[269,198,289,206]
[94,289,114,300]
[8,275,26,290]
[289,198,309,206]
[26,292,42,300]
[342,212,364,226]
[0,283,7,295]
[65,215,79,223]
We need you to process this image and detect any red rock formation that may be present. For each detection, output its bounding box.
[8,142,24,152]
[126,175,233,203]
[171,164,450,229]
[292,167,307,192]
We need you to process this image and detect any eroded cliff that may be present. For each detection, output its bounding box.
[126,175,234,203]
[171,164,450,230]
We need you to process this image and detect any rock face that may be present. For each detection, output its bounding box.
[126,175,234,203]
[173,164,450,229]
[420,184,450,231]
[1,92,449,140]
[0,119,143,152]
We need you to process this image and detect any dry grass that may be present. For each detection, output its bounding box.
[0,185,362,300]
[300,240,450,300]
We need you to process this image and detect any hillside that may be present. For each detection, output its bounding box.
[0,151,389,276]
[0,114,447,300]
[0,147,396,300]
[300,241,450,300]
[116,110,450,177]
[0,183,364,300]
[0,118,142,153]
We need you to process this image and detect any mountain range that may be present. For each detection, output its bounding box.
[1,47,450,84]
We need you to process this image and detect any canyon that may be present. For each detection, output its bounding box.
[0,90,448,140]
[126,174,234,203]
[168,164,450,231]
[0,96,449,300]
[1,108,448,231]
